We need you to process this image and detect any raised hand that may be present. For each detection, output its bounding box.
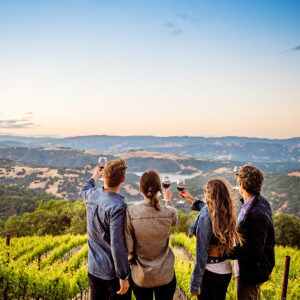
[91,166,104,181]
[179,190,195,203]
[163,189,172,202]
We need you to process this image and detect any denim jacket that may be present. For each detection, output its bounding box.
[189,200,213,294]
[81,178,130,280]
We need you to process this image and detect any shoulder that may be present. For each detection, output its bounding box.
[198,205,212,225]
[164,205,177,215]
[250,195,272,218]
[109,199,127,216]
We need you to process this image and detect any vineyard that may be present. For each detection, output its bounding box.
[0,233,300,299]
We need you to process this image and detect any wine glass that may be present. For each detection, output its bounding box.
[162,176,171,189]
[162,176,171,202]
[98,157,107,170]
[98,157,107,182]
[177,179,185,204]
[233,166,239,190]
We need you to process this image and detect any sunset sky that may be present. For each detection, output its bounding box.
[0,0,299,138]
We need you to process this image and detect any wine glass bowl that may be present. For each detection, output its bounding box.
[98,157,107,170]
[162,176,171,189]
[177,179,185,204]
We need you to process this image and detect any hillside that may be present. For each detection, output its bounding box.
[0,134,299,162]
[0,185,60,222]
[0,146,299,174]
[181,170,300,216]
[0,158,299,218]
[0,159,141,222]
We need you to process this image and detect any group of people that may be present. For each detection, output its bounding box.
[81,158,275,300]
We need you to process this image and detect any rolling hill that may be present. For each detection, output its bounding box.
[0,134,299,162]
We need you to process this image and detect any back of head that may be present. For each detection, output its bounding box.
[103,158,127,188]
[140,170,162,211]
[238,164,264,196]
[205,178,243,255]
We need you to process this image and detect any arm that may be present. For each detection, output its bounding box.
[80,166,103,202]
[110,205,130,280]
[163,190,178,226]
[80,178,97,202]
[190,210,213,294]
[124,210,135,264]
[179,190,206,212]
[229,213,268,260]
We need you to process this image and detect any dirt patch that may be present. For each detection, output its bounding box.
[213,167,232,174]
[123,184,140,196]
[29,180,48,189]
[118,150,188,161]
[288,171,300,178]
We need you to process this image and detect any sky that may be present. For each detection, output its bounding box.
[0,0,299,138]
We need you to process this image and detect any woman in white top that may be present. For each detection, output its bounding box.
[180,178,243,299]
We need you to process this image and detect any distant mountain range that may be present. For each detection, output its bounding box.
[0,135,299,162]
[0,146,299,174]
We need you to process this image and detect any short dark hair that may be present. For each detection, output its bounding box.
[238,165,264,195]
[103,159,127,187]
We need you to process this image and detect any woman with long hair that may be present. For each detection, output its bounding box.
[124,170,178,300]
[180,178,243,300]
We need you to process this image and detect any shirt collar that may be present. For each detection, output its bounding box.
[241,196,255,209]
[101,186,125,200]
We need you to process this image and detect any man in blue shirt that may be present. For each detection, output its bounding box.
[81,158,131,300]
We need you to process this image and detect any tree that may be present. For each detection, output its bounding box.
[274,214,300,248]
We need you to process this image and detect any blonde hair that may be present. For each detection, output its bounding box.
[204,178,243,255]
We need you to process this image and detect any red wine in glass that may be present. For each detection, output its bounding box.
[177,185,185,192]
[177,179,185,192]
[162,182,170,189]
[162,176,171,189]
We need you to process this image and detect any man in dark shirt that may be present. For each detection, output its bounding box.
[230,165,275,300]
[81,158,131,300]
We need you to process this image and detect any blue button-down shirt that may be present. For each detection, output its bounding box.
[81,178,130,280]
[234,196,255,277]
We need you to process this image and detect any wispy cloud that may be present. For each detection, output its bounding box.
[164,12,194,37]
[176,13,195,22]
[292,45,300,51]
[164,21,182,36]
[0,114,38,129]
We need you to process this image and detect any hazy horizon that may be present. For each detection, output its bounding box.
[0,132,299,140]
[1,0,299,138]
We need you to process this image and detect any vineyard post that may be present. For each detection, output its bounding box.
[38,253,41,270]
[281,256,291,300]
[6,235,11,263]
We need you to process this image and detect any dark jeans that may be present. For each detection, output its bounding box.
[88,273,131,300]
[236,277,262,300]
[132,275,176,300]
[198,270,232,300]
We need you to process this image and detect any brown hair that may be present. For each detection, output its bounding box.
[204,178,243,256]
[103,158,127,188]
[139,170,162,211]
[238,164,264,196]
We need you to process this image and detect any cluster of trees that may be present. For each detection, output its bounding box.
[0,185,60,222]
[1,200,86,237]
[1,192,300,249]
